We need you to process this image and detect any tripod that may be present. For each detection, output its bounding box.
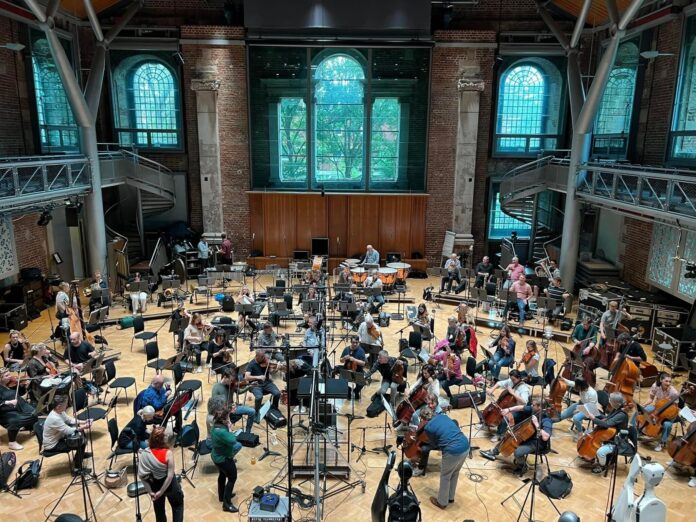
[371,396,394,456]
[259,400,281,461]
[351,427,369,463]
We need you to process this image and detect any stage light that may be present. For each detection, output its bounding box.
[37,210,52,226]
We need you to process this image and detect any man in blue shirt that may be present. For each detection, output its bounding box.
[197,237,210,272]
[339,336,366,399]
[141,375,182,432]
[362,244,380,266]
[421,407,470,510]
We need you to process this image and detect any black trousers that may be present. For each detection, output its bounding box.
[441,272,461,292]
[49,435,87,469]
[215,457,237,505]
[147,476,184,522]
[416,443,431,472]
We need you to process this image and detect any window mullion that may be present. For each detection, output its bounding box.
[365,48,372,192]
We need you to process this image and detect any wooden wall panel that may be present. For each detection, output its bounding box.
[379,197,413,259]
[409,197,427,258]
[262,194,296,257]
[347,196,380,257]
[295,195,328,251]
[328,195,349,258]
[248,193,264,255]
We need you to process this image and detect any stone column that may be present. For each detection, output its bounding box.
[452,67,485,251]
[191,65,224,233]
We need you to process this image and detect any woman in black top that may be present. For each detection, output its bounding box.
[118,405,155,450]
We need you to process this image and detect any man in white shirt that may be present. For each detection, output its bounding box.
[43,394,92,474]
[440,253,461,294]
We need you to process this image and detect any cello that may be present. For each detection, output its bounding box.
[667,421,696,468]
[403,418,430,460]
[548,371,568,419]
[497,416,537,457]
[394,382,428,426]
[570,337,599,388]
[635,384,694,439]
[481,384,520,427]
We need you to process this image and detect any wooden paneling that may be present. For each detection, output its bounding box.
[249,193,426,262]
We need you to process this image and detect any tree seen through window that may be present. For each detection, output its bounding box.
[131,62,178,147]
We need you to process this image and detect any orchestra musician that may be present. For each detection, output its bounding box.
[53,281,72,341]
[141,375,182,433]
[584,391,630,475]
[237,285,256,332]
[599,301,632,346]
[3,329,28,368]
[414,303,432,330]
[480,397,553,476]
[358,314,383,349]
[337,265,353,286]
[366,350,404,409]
[505,273,533,329]
[43,394,92,475]
[218,233,233,264]
[208,330,232,374]
[419,406,470,510]
[212,367,256,433]
[517,340,540,380]
[302,315,323,350]
[87,271,110,311]
[440,253,461,294]
[256,321,285,354]
[117,405,155,450]
[503,256,524,289]
[364,269,384,312]
[361,244,380,266]
[631,372,679,452]
[431,344,463,399]
[26,343,56,403]
[481,325,516,381]
[0,368,38,451]
[474,255,494,289]
[340,336,366,400]
[615,332,647,364]
[446,316,461,350]
[543,277,570,318]
[244,349,282,417]
[64,331,97,370]
[405,392,443,477]
[554,377,598,438]
[183,313,213,373]
[487,369,531,442]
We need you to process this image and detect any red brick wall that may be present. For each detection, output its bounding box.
[13,215,49,273]
[618,218,653,290]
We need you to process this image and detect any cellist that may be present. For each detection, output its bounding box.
[340,336,366,400]
[553,378,598,438]
[487,369,531,442]
[365,350,403,409]
[666,405,696,488]
[631,372,679,453]
[583,391,630,475]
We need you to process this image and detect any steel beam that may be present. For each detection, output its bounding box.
[82,0,104,42]
[571,0,592,48]
[23,0,45,22]
[606,0,620,26]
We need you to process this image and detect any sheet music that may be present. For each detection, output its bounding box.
[679,406,696,423]
[578,403,601,417]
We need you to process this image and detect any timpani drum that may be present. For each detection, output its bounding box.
[387,262,411,281]
[351,267,367,284]
[378,267,397,286]
[342,258,360,268]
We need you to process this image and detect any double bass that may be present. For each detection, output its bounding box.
[603,344,640,407]
[667,421,696,468]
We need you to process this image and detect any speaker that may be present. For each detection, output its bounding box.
[237,432,260,447]
[386,252,401,263]
[266,407,287,429]
[65,207,79,227]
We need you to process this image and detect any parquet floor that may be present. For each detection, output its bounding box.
[1,275,694,521]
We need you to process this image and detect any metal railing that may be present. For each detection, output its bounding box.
[500,156,570,203]
[98,146,175,202]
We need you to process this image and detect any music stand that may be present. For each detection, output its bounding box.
[267,286,285,299]
[169,316,189,350]
[371,395,395,456]
[471,287,488,332]
[162,352,186,374]
[497,289,517,322]
[258,399,281,461]
[301,300,322,314]
[392,283,406,321]
[536,296,557,322]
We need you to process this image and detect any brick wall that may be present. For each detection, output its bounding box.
[618,218,653,290]
[13,215,49,273]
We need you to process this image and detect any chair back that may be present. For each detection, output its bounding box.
[145,341,159,361]
[597,390,610,411]
[107,418,119,447]
[133,316,145,335]
[105,360,116,382]
[33,420,45,449]
[408,331,422,350]
[73,387,88,412]
[176,420,199,448]
[465,356,477,378]
[133,390,146,415]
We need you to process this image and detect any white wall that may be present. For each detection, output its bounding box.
[595,208,623,264]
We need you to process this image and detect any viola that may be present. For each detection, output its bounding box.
[403,418,429,460]
[667,421,696,468]
[497,416,537,457]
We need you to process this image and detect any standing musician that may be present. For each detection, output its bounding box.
[631,372,679,452]
[554,378,598,437]
[364,269,384,312]
[506,273,533,329]
[480,397,553,476]
[440,253,461,294]
[486,369,531,442]
[405,392,443,477]
[184,313,213,373]
[517,340,540,379]
[244,349,282,417]
[197,236,210,273]
[340,336,366,400]
[209,330,233,374]
[366,350,404,409]
[482,325,516,381]
[474,255,494,289]
[361,244,380,266]
[420,406,470,510]
[3,330,28,368]
[212,367,256,433]
[54,281,72,341]
[599,301,633,346]
[0,368,38,451]
[583,391,630,475]
[503,256,524,289]
[26,343,57,404]
[218,233,233,264]
[431,344,462,399]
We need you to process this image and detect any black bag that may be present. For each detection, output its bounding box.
[269,312,281,327]
[450,390,486,409]
[14,459,42,490]
[237,432,260,448]
[267,408,287,429]
[387,487,421,521]
[539,470,573,499]
[398,338,409,353]
[0,451,16,488]
[283,293,293,310]
[222,295,235,312]
[366,393,386,418]
[379,312,391,328]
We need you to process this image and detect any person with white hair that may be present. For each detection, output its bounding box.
[364,269,384,312]
[584,392,631,474]
[503,256,524,289]
[357,314,383,348]
[118,405,156,450]
[440,253,461,294]
[362,244,380,266]
[366,350,404,408]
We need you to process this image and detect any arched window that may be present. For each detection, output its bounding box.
[671,16,696,162]
[110,53,182,149]
[313,54,365,186]
[593,41,639,158]
[30,35,78,152]
[494,58,565,156]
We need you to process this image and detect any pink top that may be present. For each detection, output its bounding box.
[506,263,525,282]
[649,384,679,402]
[432,350,462,379]
[510,281,533,302]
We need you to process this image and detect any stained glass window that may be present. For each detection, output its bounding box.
[30,34,78,153]
[670,16,696,162]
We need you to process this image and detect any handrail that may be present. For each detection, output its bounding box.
[582,161,696,182]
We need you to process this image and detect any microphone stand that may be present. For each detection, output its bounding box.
[132,433,143,522]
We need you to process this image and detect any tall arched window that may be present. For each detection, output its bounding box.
[313,54,365,186]
[670,16,696,162]
[110,52,182,149]
[593,41,639,158]
[30,34,78,152]
[494,58,565,156]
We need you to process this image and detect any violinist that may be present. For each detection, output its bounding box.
[487,370,531,442]
[3,330,28,369]
[211,367,256,433]
[142,375,182,433]
[414,303,432,330]
[302,315,323,350]
[365,269,384,312]
[446,316,460,349]
[517,340,540,379]
[440,253,461,294]
[554,378,597,438]
[599,301,632,346]
[184,313,212,373]
[209,331,233,374]
[431,345,462,399]
[631,372,679,452]
[299,283,320,305]
[244,349,282,416]
[366,350,403,409]
[420,406,470,510]
[0,368,38,451]
[358,314,383,349]
[26,343,56,403]
[337,265,353,286]
[237,285,255,331]
[483,325,516,381]
[340,336,366,400]
[584,392,630,475]
[481,397,553,476]
[256,321,284,350]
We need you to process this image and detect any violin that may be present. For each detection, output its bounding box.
[368,323,381,341]
[516,349,537,370]
[403,418,430,460]
[667,420,696,468]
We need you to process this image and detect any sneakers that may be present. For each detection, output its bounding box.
[8,441,23,451]
[480,449,497,461]
[412,467,425,477]
[196,366,203,374]
[592,464,605,475]
[490,435,500,443]
[689,477,696,488]
[654,444,663,452]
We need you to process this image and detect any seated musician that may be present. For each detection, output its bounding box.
[414,303,432,331]
[480,397,553,476]
[584,391,630,474]
[480,325,516,381]
[503,256,524,289]
[615,332,647,364]
[212,367,256,433]
[440,253,461,294]
[237,285,255,331]
[572,316,598,352]
[361,244,380,266]
[446,316,460,350]
[543,277,570,318]
[666,405,696,488]
[420,406,470,510]
[517,340,540,381]
[504,274,533,329]
[118,405,155,450]
[632,372,679,452]
[474,255,494,289]
[286,358,312,413]
[141,375,182,432]
[183,313,212,373]
[358,314,382,366]
[340,336,366,400]
[302,315,323,349]
[599,301,632,346]
[366,350,404,409]
[3,330,27,369]
[244,349,282,418]
[64,331,97,372]
[486,369,531,442]
[336,265,353,287]
[256,321,285,358]
[364,269,384,312]
[431,345,463,399]
[26,343,56,404]
[209,330,232,374]
[554,377,598,437]
[171,302,191,351]
[43,394,92,475]
[0,368,38,451]
[88,270,110,311]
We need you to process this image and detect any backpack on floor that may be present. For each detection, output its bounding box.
[539,469,573,499]
[14,459,41,490]
[0,451,16,488]
[366,393,386,418]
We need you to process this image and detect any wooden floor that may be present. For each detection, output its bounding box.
[1,275,694,522]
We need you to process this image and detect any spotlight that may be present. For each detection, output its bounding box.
[37,210,52,226]
[685,263,696,279]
